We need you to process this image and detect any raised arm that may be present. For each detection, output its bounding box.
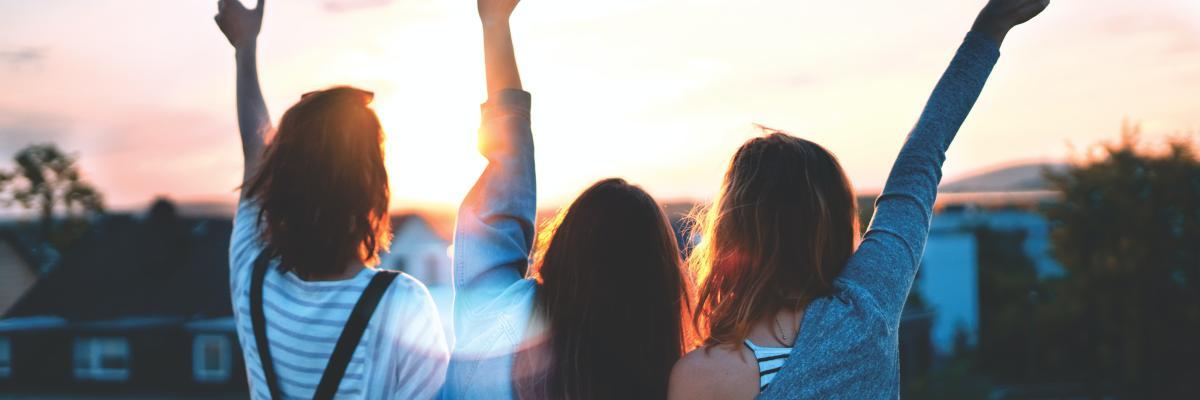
[451,0,533,313]
[215,0,270,186]
[837,0,1050,329]
[480,0,522,96]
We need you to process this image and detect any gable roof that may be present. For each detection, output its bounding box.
[390,211,454,242]
[0,228,59,274]
[4,203,234,321]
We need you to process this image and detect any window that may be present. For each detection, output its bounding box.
[193,334,232,383]
[73,337,130,381]
[0,337,11,378]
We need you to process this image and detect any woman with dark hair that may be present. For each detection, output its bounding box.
[669,1,1051,399]
[443,0,696,398]
[216,1,448,398]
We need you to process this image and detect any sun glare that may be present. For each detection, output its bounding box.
[322,19,490,210]
[378,92,485,210]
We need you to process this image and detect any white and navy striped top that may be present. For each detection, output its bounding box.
[230,200,450,399]
[744,340,792,392]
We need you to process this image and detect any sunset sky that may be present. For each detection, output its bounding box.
[1,0,1197,212]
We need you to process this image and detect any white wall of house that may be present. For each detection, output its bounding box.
[917,209,1063,357]
[918,231,980,356]
[380,216,454,343]
[383,217,451,287]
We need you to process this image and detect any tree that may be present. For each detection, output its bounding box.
[1041,125,1200,396]
[973,228,1039,382]
[1,144,104,247]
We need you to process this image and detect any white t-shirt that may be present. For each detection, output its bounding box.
[229,200,449,399]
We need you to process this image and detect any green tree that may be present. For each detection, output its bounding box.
[974,228,1039,382]
[1041,126,1200,396]
[1,144,104,247]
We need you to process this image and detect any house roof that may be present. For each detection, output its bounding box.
[390,212,453,242]
[0,316,68,333]
[0,228,59,273]
[71,316,188,332]
[184,316,236,333]
[4,200,234,322]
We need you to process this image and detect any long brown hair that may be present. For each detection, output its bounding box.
[244,86,391,278]
[516,178,697,400]
[690,128,859,346]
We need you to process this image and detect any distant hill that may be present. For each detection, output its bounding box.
[173,201,237,217]
[940,162,1068,193]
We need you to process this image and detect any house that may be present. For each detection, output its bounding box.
[901,163,1070,357]
[0,199,246,395]
[916,205,1067,357]
[0,235,39,316]
[381,213,455,342]
[0,224,61,316]
[919,214,983,356]
[382,214,452,287]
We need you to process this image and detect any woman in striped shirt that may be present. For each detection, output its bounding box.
[215,1,449,398]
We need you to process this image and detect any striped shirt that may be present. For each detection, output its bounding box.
[743,340,791,392]
[230,200,449,399]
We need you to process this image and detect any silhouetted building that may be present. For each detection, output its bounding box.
[0,199,245,395]
[917,206,1065,357]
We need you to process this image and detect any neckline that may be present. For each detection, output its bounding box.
[279,265,375,287]
[748,298,822,351]
[744,339,793,351]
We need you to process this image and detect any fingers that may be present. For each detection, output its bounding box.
[1015,0,1048,18]
[215,0,227,23]
[216,0,261,19]
[1021,0,1048,11]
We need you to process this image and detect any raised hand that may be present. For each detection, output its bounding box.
[478,0,520,26]
[478,0,522,95]
[215,0,271,181]
[215,0,266,50]
[972,0,1050,45]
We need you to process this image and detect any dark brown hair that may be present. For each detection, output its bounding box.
[690,128,859,346]
[244,86,391,279]
[515,178,697,400]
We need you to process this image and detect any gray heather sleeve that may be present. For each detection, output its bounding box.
[837,32,1000,330]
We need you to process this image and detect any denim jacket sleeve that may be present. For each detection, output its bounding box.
[450,89,537,340]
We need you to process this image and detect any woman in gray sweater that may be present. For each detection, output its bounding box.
[669,1,1051,399]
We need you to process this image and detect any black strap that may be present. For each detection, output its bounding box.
[313,269,397,400]
[250,252,284,400]
[249,253,399,400]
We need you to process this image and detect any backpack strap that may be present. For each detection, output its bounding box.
[250,252,284,400]
[313,269,398,400]
[250,252,399,400]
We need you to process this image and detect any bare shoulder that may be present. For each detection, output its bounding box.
[668,344,760,400]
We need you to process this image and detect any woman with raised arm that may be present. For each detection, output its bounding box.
[668,1,1050,399]
[445,0,697,398]
[215,1,448,398]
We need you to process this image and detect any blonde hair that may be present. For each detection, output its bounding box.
[690,128,860,346]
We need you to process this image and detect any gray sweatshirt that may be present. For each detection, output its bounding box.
[761,31,1001,399]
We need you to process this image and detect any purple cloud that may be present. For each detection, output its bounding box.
[0,47,46,70]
